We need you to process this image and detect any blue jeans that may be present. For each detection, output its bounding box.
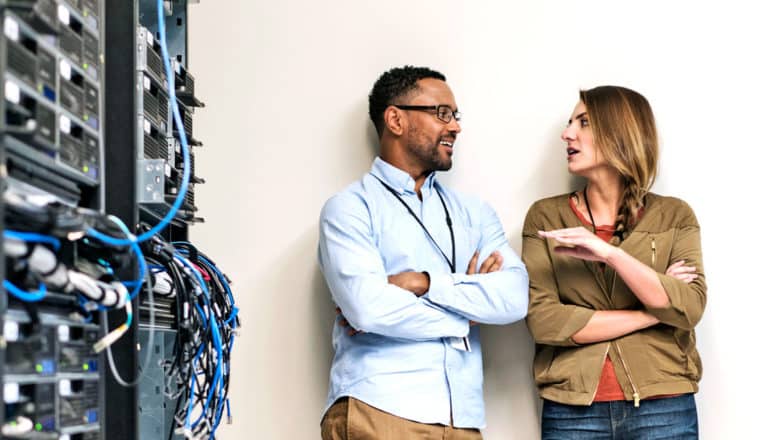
[541,394,698,439]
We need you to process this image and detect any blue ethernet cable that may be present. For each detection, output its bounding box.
[3,280,47,302]
[87,0,191,246]
[193,313,223,431]
[3,230,61,250]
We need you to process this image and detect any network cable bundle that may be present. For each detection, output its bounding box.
[1,0,239,439]
[139,233,239,440]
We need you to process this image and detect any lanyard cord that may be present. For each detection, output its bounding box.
[371,174,456,272]
[583,186,597,233]
[583,186,625,241]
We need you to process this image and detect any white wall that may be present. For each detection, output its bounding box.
[188,1,769,438]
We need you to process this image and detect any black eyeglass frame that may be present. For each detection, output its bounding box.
[393,104,462,124]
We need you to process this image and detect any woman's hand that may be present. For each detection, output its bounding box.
[666,260,698,283]
[538,227,616,263]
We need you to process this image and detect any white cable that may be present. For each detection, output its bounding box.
[1,416,34,437]
[3,237,27,257]
[102,256,156,387]
[93,301,131,353]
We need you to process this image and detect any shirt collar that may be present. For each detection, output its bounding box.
[370,157,437,196]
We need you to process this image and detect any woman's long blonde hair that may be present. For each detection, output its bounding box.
[580,86,659,244]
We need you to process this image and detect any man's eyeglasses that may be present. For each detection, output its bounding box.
[393,104,462,124]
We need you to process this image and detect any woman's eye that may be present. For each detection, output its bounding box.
[580,118,589,127]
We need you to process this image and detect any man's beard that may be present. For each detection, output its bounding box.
[406,127,452,172]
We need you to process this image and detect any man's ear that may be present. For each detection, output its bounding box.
[383,106,406,136]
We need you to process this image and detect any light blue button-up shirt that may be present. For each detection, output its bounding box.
[318,157,529,429]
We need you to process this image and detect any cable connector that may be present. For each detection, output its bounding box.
[93,324,128,353]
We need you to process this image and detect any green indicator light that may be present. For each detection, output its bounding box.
[83,63,89,69]
[35,364,43,373]
[84,114,89,120]
[83,165,89,173]
[83,363,89,371]
[35,423,43,431]
[37,84,43,92]
[10,421,17,427]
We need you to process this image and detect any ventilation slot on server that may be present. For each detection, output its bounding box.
[58,9,83,64]
[59,379,100,428]
[82,29,99,80]
[81,132,99,179]
[4,322,57,375]
[139,296,177,329]
[174,101,199,145]
[37,45,57,101]
[6,0,59,34]
[174,61,204,108]
[137,27,166,85]
[81,0,100,29]
[6,154,82,203]
[4,17,38,88]
[59,326,100,373]
[59,115,87,172]
[4,80,57,151]
[84,81,99,130]
[142,74,168,130]
[3,383,57,433]
[143,118,166,159]
[60,61,85,117]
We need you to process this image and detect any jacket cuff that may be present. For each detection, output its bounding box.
[647,274,690,327]
[559,307,596,346]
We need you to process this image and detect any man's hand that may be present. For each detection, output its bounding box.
[388,271,430,296]
[336,307,362,336]
[466,250,503,327]
[339,251,506,335]
[466,250,503,275]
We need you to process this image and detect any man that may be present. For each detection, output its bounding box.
[318,66,529,439]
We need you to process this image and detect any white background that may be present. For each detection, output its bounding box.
[188,1,769,438]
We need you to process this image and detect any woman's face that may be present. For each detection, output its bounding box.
[561,101,606,176]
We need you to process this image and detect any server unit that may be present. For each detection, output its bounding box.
[2,1,106,438]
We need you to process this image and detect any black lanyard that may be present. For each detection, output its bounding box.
[371,174,456,272]
[583,186,624,241]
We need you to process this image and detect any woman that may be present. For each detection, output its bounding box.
[523,86,706,439]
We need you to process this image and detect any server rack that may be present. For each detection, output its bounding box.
[3,1,221,439]
[2,0,107,438]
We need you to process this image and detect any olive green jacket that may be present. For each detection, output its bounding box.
[522,193,707,405]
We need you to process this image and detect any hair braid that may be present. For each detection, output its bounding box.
[611,179,646,245]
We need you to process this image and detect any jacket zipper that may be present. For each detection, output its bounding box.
[606,271,642,407]
[651,237,656,266]
[613,341,641,407]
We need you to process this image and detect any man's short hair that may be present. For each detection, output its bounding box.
[368,66,446,137]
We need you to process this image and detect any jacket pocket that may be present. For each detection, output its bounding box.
[626,327,690,386]
[533,346,586,393]
[645,230,675,273]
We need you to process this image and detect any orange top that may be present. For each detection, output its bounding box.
[568,196,625,401]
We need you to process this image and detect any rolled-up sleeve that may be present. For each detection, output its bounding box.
[647,203,707,330]
[423,202,529,325]
[522,203,595,346]
[318,193,470,340]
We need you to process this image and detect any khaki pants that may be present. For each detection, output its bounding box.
[321,397,483,440]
